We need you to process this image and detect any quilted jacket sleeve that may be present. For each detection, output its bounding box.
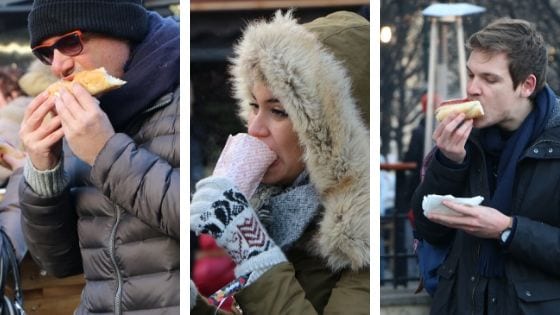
[90,89,179,240]
[18,169,83,278]
[411,150,470,245]
[90,133,179,239]
[92,133,179,239]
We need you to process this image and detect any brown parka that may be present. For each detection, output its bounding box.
[192,10,370,315]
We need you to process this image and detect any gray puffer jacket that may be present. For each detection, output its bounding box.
[19,88,180,315]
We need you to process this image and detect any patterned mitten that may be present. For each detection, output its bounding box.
[191,176,286,284]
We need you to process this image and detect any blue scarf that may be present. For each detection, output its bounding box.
[478,85,554,277]
[100,12,179,132]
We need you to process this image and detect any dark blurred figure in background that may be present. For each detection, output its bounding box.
[401,93,441,209]
[190,84,206,191]
[392,92,440,286]
[0,65,23,108]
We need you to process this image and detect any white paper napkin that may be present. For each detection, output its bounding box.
[422,194,484,216]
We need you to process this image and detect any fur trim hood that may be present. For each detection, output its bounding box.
[230,11,370,271]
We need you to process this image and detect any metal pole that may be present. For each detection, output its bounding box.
[456,17,467,98]
[424,18,438,159]
[438,23,449,101]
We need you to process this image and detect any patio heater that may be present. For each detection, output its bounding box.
[422,3,485,158]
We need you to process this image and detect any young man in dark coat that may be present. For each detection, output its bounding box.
[18,0,179,313]
[412,18,560,315]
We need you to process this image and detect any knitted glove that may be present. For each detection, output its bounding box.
[191,176,287,284]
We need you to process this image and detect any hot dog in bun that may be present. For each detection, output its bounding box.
[46,67,126,96]
[435,98,484,122]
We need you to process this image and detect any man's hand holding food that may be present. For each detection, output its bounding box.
[20,91,63,171]
[54,83,114,166]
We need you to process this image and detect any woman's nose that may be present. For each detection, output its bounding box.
[247,113,269,138]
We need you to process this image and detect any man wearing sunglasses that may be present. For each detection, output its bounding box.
[18,0,179,314]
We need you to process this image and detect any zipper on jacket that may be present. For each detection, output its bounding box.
[110,206,123,315]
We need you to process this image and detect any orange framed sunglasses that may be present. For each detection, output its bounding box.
[32,30,85,65]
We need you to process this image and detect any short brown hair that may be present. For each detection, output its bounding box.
[466,18,547,98]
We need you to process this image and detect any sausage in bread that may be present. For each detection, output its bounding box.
[435,99,484,122]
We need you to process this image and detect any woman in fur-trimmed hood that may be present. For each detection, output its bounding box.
[191,10,369,314]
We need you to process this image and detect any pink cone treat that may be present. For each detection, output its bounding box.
[213,133,277,198]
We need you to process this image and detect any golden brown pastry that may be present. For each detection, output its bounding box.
[46,67,126,96]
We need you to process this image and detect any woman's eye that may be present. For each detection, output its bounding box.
[272,108,288,118]
[249,103,259,112]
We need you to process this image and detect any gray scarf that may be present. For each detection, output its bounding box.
[250,171,321,251]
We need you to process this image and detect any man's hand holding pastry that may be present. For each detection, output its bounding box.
[20,91,63,171]
[54,83,114,166]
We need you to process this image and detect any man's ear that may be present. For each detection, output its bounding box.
[520,74,537,98]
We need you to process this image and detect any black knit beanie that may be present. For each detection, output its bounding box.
[28,0,149,48]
